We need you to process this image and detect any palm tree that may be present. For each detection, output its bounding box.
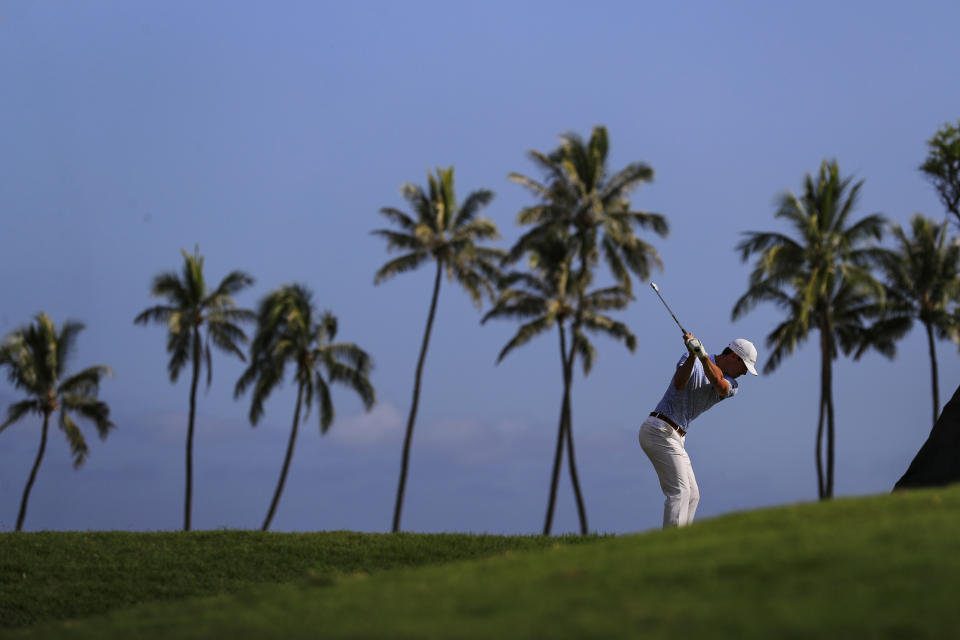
[733,159,888,499]
[483,231,636,534]
[507,125,668,296]
[234,284,375,531]
[872,214,960,424]
[373,166,504,533]
[134,247,254,531]
[0,313,114,531]
[504,126,665,532]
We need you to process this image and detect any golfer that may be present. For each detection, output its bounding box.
[639,333,758,528]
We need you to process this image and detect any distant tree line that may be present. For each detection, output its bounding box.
[3,120,960,532]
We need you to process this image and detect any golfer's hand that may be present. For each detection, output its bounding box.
[685,336,707,359]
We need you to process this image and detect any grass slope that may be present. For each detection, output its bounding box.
[5,487,960,639]
[0,531,597,630]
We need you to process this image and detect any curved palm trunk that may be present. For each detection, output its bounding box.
[16,411,51,532]
[563,328,588,534]
[925,321,940,424]
[564,392,588,534]
[184,327,202,531]
[392,260,443,533]
[262,381,305,531]
[543,324,571,535]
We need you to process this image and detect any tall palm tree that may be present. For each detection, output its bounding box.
[733,159,888,499]
[483,231,636,534]
[134,247,254,531]
[373,166,504,533]
[234,284,375,531]
[872,214,960,424]
[507,125,668,295]
[0,313,114,531]
[505,126,665,532]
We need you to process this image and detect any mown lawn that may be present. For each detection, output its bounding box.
[3,486,959,639]
[0,530,598,630]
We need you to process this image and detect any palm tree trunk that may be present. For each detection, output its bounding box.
[543,324,570,535]
[825,362,836,499]
[816,328,828,500]
[16,411,51,532]
[925,321,940,424]
[564,398,588,534]
[563,336,587,535]
[815,394,826,499]
[185,327,201,531]
[262,381,304,531]
[822,309,836,499]
[392,260,443,533]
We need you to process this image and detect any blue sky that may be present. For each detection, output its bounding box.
[2,1,959,534]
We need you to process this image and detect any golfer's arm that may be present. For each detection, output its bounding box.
[672,355,696,390]
[699,355,731,396]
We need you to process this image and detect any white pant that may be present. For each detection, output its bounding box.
[639,417,700,528]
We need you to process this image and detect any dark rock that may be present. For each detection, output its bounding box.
[894,383,960,490]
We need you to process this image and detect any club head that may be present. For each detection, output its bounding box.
[650,282,659,292]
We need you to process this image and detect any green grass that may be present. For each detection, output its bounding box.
[0,530,598,631]
[4,487,960,638]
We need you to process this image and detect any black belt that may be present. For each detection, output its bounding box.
[649,412,686,437]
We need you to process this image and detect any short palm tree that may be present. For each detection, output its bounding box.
[373,166,504,533]
[483,231,636,534]
[235,284,375,531]
[733,159,888,499]
[0,313,114,531]
[873,214,960,424]
[134,247,254,531]
[507,125,668,295]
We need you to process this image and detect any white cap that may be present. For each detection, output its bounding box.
[728,338,758,376]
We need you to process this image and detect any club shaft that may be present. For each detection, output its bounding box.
[651,285,687,334]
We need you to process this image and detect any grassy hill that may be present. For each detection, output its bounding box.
[3,486,959,638]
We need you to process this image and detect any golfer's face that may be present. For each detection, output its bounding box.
[726,354,747,378]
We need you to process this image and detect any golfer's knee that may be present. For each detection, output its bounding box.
[665,485,690,504]
[687,487,700,511]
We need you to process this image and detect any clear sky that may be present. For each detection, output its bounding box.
[2,1,959,534]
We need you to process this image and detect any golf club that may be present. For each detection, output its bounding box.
[650,282,687,334]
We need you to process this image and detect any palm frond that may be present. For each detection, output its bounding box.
[207,321,249,361]
[495,316,554,363]
[58,365,113,397]
[313,374,334,433]
[58,411,90,469]
[623,210,669,237]
[209,270,255,299]
[507,173,549,198]
[0,399,42,433]
[454,190,494,229]
[54,320,85,378]
[377,207,417,231]
[736,231,802,262]
[133,305,177,326]
[323,342,372,376]
[373,252,431,285]
[324,360,375,411]
[371,229,424,253]
[580,311,636,351]
[602,163,654,201]
[61,395,115,440]
[571,326,597,376]
[149,272,189,306]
